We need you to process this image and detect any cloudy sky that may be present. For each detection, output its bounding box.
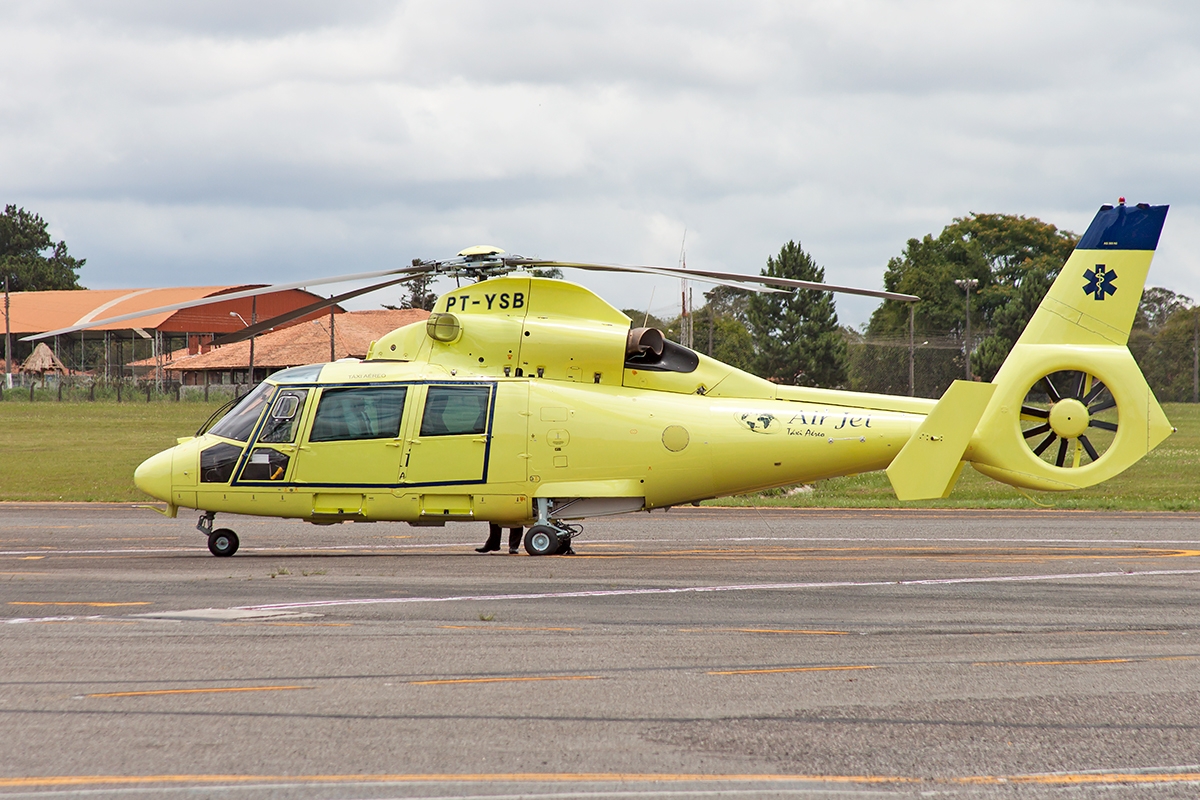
[3,0,1199,328]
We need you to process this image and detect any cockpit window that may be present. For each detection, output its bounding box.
[200,442,242,483]
[257,389,308,444]
[419,386,490,436]
[269,364,324,384]
[207,383,274,442]
[309,386,408,442]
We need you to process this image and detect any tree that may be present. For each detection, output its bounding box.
[398,272,438,311]
[1129,289,1198,403]
[620,309,671,331]
[689,304,753,371]
[1135,287,1194,332]
[702,284,750,324]
[746,241,847,387]
[864,213,1077,383]
[0,205,85,291]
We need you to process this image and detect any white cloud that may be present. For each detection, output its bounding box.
[2,0,1198,327]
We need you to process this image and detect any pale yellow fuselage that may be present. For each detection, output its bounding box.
[143,357,922,526]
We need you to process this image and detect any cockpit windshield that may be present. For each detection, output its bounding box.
[207,383,274,442]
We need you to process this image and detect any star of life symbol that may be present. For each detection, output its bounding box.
[1083,263,1117,300]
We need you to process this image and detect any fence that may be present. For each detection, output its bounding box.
[0,376,245,404]
[845,332,975,399]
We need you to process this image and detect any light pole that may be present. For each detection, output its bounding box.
[954,278,979,380]
[4,276,11,390]
[230,310,255,385]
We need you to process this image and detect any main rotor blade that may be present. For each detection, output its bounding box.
[210,275,419,347]
[508,259,919,302]
[21,264,434,341]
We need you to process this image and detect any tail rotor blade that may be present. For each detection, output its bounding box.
[1082,380,1108,405]
[1042,375,1062,403]
[1023,423,1051,439]
[1033,431,1058,456]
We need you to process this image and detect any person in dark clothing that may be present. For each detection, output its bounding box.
[476,522,522,554]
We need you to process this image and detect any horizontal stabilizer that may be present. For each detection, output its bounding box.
[887,380,996,501]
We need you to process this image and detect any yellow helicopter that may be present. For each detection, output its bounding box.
[34,202,1174,556]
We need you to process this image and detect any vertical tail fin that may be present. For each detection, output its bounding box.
[1019,202,1169,347]
[966,202,1174,492]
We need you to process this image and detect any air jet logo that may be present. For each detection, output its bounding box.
[738,412,781,434]
[1083,264,1117,300]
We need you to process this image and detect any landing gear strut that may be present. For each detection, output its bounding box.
[523,499,578,556]
[197,512,239,557]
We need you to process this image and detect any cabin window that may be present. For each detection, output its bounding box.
[258,389,308,444]
[309,386,408,442]
[207,382,273,442]
[419,386,490,437]
[238,447,291,481]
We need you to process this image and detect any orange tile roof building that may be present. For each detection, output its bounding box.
[130,308,430,386]
[2,286,339,379]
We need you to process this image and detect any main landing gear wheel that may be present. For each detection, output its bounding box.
[524,525,562,556]
[1020,370,1119,469]
[208,529,239,557]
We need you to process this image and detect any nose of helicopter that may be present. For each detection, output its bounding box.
[134,448,174,502]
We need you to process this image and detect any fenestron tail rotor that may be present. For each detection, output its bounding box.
[1020,370,1119,469]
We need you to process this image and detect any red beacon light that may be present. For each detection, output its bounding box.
[1118,197,1126,205]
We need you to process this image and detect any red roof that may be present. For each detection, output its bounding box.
[131,309,430,372]
[5,286,335,336]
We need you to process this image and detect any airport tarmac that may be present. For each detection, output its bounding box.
[1,503,1200,799]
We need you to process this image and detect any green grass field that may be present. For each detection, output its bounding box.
[0,400,227,502]
[0,400,1196,509]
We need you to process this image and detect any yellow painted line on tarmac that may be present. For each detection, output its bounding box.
[19,556,44,560]
[86,685,313,698]
[438,625,578,631]
[8,771,1198,789]
[0,572,45,576]
[709,665,877,676]
[410,675,599,686]
[9,601,151,607]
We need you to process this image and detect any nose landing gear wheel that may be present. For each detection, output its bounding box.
[523,525,561,556]
[208,529,239,557]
